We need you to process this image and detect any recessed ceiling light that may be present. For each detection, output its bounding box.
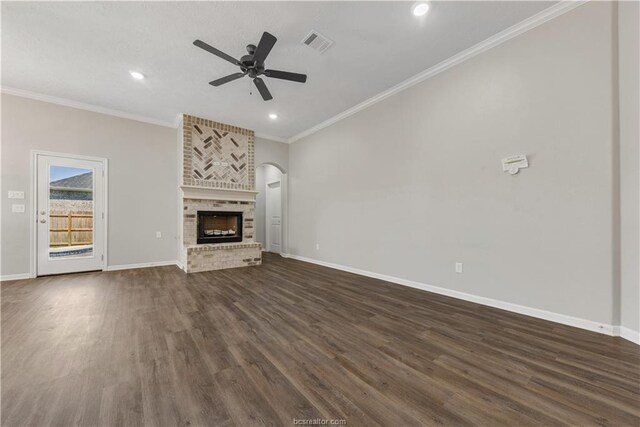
[269,113,278,120]
[129,71,145,80]
[412,2,430,17]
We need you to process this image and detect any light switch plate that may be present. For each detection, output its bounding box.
[455,262,463,273]
[8,191,25,199]
[12,204,25,213]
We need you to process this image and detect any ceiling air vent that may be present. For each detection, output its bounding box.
[301,31,333,53]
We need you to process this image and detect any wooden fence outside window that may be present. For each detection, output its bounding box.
[49,212,93,247]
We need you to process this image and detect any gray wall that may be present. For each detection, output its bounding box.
[0,96,293,276]
[255,136,289,173]
[619,1,640,334]
[289,2,618,325]
[1,93,179,273]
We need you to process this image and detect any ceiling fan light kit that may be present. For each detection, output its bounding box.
[194,32,307,101]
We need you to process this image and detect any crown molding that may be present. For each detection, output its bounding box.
[255,132,288,144]
[2,1,587,143]
[1,86,177,128]
[172,113,183,128]
[287,0,588,143]
[2,88,288,142]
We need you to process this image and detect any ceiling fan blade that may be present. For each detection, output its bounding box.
[252,32,277,64]
[264,69,307,83]
[253,78,273,101]
[209,72,245,87]
[193,39,240,66]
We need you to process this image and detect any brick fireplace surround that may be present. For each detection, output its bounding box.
[178,114,261,273]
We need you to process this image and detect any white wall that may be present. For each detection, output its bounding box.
[289,2,619,327]
[1,93,179,274]
[618,1,640,336]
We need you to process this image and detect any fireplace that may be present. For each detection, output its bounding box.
[197,211,243,244]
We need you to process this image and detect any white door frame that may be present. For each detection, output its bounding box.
[265,178,283,253]
[280,172,288,256]
[30,150,109,277]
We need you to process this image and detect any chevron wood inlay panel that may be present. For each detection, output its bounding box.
[182,114,255,191]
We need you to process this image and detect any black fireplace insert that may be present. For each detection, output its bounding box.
[197,211,243,244]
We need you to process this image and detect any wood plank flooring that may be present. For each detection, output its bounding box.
[2,253,639,426]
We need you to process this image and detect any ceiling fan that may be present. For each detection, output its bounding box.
[193,32,307,101]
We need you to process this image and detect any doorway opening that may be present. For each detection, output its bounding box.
[255,163,286,254]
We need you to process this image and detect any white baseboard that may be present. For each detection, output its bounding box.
[106,260,180,271]
[2,261,181,279]
[0,273,32,282]
[285,254,626,339]
[4,254,638,346]
[620,327,640,345]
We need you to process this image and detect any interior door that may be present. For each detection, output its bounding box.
[36,154,105,276]
[266,181,282,254]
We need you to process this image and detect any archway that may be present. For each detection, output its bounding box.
[255,163,288,255]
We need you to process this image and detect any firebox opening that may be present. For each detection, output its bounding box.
[197,211,243,244]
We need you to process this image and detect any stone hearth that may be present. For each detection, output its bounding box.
[178,114,261,272]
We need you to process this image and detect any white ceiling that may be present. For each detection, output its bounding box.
[2,1,556,140]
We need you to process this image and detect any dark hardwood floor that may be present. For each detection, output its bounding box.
[2,253,639,426]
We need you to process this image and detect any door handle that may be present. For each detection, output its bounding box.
[40,211,46,215]
[40,219,46,223]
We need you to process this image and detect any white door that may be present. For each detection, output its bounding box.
[36,154,105,276]
[266,181,282,254]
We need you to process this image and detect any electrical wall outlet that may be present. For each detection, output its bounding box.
[156,232,162,238]
[455,262,463,273]
[316,243,320,250]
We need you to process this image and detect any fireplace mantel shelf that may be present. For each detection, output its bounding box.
[180,185,258,202]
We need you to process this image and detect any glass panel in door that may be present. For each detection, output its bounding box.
[48,166,94,260]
